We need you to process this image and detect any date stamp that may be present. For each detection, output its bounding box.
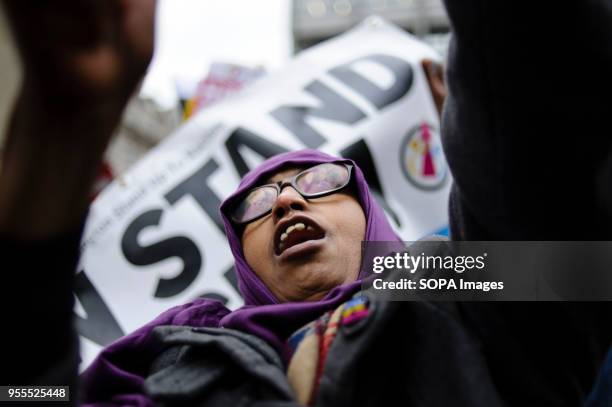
[0,386,69,402]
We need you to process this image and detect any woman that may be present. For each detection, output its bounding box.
[80,149,402,405]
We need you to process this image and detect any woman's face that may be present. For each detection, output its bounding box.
[241,166,366,302]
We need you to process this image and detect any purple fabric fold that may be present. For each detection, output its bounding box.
[81,299,230,406]
[80,149,400,405]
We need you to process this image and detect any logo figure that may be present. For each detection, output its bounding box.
[400,122,447,190]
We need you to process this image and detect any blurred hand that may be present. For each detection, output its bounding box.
[3,0,156,119]
[0,0,156,238]
[422,59,446,117]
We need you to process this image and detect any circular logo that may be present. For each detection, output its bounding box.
[400,122,447,190]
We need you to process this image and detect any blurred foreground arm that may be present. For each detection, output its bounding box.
[441,0,612,240]
[0,0,156,394]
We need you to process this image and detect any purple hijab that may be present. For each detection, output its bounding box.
[81,149,400,406]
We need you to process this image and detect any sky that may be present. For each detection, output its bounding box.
[141,0,293,109]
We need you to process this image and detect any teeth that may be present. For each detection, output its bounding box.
[278,222,311,249]
[282,222,307,237]
[279,243,285,250]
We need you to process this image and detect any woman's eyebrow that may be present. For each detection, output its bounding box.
[263,177,280,185]
[265,168,303,184]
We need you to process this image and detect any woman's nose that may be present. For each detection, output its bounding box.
[272,186,306,221]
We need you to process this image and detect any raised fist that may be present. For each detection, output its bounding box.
[3,0,156,115]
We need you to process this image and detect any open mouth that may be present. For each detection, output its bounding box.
[274,216,326,256]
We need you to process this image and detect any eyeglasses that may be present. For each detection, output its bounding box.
[230,162,354,224]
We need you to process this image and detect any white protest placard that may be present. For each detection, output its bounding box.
[76,17,451,368]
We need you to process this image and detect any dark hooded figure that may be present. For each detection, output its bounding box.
[79,150,612,407]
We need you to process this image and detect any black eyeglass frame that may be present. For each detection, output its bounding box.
[230,162,354,225]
